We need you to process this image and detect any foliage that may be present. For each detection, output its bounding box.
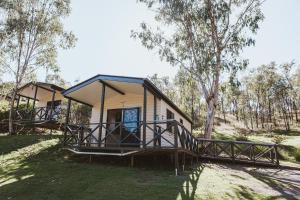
[132,0,264,138]
[69,102,92,124]
[148,74,177,102]
[295,148,300,162]
[148,72,203,126]
[0,101,9,121]
[219,62,300,131]
[271,135,286,145]
[0,0,76,133]
[235,134,248,141]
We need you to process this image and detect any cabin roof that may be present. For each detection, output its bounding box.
[18,82,65,92]
[62,74,192,123]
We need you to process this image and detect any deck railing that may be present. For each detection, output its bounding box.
[13,106,62,122]
[63,120,198,153]
[198,139,279,165]
[63,119,279,166]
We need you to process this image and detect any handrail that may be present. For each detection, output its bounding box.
[64,119,196,152]
[63,119,279,165]
[13,106,62,121]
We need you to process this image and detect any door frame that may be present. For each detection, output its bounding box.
[105,107,141,147]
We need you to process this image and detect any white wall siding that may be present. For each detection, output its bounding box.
[89,89,191,148]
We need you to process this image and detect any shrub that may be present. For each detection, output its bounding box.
[272,135,286,144]
[295,149,300,162]
[0,102,9,121]
[235,134,248,141]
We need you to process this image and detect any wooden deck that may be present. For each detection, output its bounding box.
[63,120,280,170]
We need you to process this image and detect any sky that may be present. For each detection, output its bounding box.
[4,0,300,84]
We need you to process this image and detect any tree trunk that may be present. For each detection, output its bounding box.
[8,88,18,135]
[293,101,299,122]
[221,96,226,123]
[204,98,215,139]
[268,97,272,123]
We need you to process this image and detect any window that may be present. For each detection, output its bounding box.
[166,109,174,133]
[180,119,183,124]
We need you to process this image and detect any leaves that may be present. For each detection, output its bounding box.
[133,0,264,138]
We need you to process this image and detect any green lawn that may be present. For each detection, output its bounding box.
[1,134,300,200]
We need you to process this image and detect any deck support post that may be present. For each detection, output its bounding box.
[130,155,134,167]
[174,150,179,176]
[153,95,157,146]
[99,83,106,146]
[143,86,147,148]
[32,85,38,120]
[49,91,56,120]
[182,152,185,171]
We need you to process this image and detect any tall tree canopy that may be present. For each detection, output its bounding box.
[132,0,264,138]
[0,0,76,134]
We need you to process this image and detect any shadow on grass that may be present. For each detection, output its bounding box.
[2,134,300,200]
[272,129,300,136]
[245,168,300,200]
[0,134,61,155]
[0,137,205,200]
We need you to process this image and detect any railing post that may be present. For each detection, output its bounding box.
[49,91,56,120]
[231,142,235,161]
[143,86,147,148]
[174,121,178,148]
[64,99,71,146]
[251,144,254,162]
[158,126,161,147]
[153,95,157,147]
[16,95,20,110]
[274,145,280,166]
[78,125,83,147]
[26,97,30,109]
[32,85,38,120]
[99,83,106,147]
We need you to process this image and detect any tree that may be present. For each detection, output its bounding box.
[132,0,264,138]
[0,0,76,134]
[174,68,201,126]
[148,73,177,102]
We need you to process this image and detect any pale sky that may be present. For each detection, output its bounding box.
[5,0,300,84]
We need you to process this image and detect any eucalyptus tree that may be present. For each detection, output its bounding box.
[148,73,178,102]
[174,68,201,126]
[0,0,76,134]
[132,0,264,138]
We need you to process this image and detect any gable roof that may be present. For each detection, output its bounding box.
[62,74,193,124]
[18,82,65,92]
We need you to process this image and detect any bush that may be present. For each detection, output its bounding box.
[272,135,286,144]
[295,149,300,162]
[0,102,9,121]
[235,134,248,141]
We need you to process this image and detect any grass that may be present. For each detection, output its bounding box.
[1,134,300,199]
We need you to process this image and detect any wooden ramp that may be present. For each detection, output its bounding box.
[197,139,280,166]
